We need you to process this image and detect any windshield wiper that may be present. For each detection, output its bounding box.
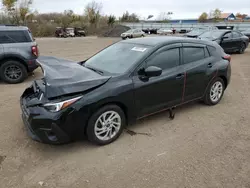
[85,65,103,75]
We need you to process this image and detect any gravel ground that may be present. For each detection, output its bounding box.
[0,37,250,188]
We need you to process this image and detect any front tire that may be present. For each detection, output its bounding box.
[86,105,126,145]
[0,60,28,84]
[204,77,225,105]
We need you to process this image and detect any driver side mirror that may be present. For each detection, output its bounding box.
[222,36,229,40]
[142,66,162,77]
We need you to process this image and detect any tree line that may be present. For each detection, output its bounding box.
[1,1,248,37]
[198,9,249,22]
[0,0,141,36]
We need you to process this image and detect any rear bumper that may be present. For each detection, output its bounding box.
[26,59,39,72]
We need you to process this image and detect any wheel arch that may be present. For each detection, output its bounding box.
[219,75,228,89]
[0,56,28,71]
[84,100,132,135]
[94,101,129,125]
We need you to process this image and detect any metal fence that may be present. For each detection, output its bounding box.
[120,22,250,31]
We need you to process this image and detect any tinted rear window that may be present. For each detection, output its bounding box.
[0,30,32,44]
[183,47,205,64]
[207,45,225,57]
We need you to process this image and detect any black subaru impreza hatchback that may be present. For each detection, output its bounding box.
[20,37,231,145]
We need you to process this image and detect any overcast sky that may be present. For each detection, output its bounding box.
[30,0,250,19]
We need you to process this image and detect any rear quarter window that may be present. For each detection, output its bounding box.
[207,45,225,57]
[0,30,32,44]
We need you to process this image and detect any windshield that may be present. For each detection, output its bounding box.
[125,29,134,33]
[84,42,151,74]
[199,31,224,39]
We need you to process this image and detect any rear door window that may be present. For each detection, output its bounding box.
[223,32,232,39]
[182,47,206,64]
[232,31,241,38]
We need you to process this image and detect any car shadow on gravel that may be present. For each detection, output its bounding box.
[21,99,225,158]
[0,69,43,85]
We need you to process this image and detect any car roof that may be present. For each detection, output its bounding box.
[0,25,29,31]
[203,29,231,33]
[120,36,216,47]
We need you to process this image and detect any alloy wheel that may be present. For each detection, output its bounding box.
[94,111,122,141]
[210,81,223,103]
[4,65,22,81]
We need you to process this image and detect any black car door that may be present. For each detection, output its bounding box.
[181,43,214,102]
[220,32,234,52]
[231,31,242,50]
[132,43,184,117]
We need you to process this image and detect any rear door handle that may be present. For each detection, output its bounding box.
[176,73,184,80]
[208,63,213,68]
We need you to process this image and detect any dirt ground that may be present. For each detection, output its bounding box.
[1,37,250,188]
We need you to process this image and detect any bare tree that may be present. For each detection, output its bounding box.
[84,1,102,27]
[157,12,173,22]
[19,0,33,23]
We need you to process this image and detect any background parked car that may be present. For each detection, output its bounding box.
[121,29,145,39]
[66,28,75,37]
[185,26,218,38]
[55,27,67,38]
[198,30,249,54]
[142,28,157,34]
[242,29,250,38]
[157,28,173,35]
[74,27,86,37]
[0,25,39,84]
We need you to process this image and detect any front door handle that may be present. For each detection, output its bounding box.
[208,63,213,68]
[176,73,184,80]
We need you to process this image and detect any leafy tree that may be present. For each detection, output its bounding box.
[120,11,139,22]
[236,13,248,19]
[198,12,208,22]
[107,15,115,26]
[211,8,222,22]
[2,0,16,11]
[2,0,33,24]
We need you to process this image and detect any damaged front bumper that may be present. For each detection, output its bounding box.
[20,85,71,144]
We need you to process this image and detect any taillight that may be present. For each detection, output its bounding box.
[31,46,39,57]
[223,54,231,62]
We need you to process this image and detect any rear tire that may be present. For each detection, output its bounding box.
[239,43,246,54]
[204,77,225,105]
[0,60,28,84]
[86,105,126,145]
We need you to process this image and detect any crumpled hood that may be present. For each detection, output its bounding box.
[37,56,111,99]
[186,30,205,37]
[198,37,217,41]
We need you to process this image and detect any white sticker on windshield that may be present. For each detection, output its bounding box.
[131,47,147,52]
